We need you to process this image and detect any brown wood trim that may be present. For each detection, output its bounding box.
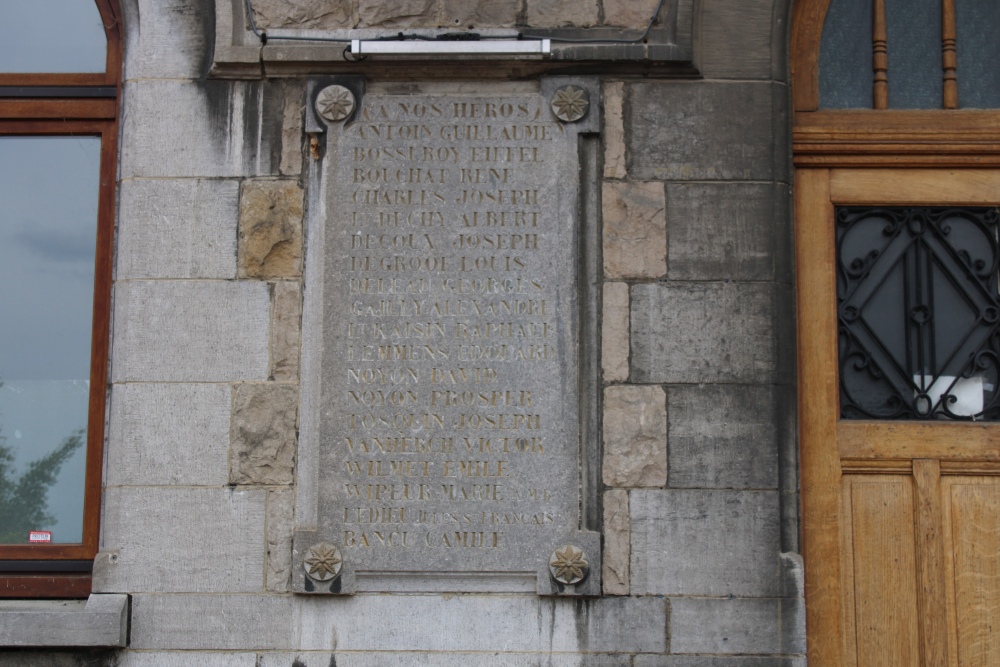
[0,544,96,560]
[794,152,1000,168]
[795,110,1000,139]
[0,120,109,135]
[838,422,1000,461]
[841,460,913,474]
[942,0,958,109]
[0,73,113,88]
[793,111,1000,165]
[96,0,123,86]
[843,460,1000,475]
[836,478,858,667]
[791,0,831,111]
[0,99,117,120]
[0,575,91,599]
[912,459,950,667]
[796,168,846,667]
[872,0,888,109]
[940,461,1000,475]
[829,168,1000,204]
[81,124,118,558]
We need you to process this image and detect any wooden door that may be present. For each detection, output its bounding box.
[797,168,1000,667]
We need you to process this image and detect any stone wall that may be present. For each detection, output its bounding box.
[248,0,661,30]
[6,0,804,664]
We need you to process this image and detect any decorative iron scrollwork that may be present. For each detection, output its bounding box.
[837,206,1000,420]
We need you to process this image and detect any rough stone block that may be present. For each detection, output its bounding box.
[118,654,257,667]
[266,489,295,593]
[602,489,630,595]
[697,0,774,79]
[117,178,239,280]
[631,489,781,596]
[631,282,789,384]
[602,82,627,179]
[442,0,520,26]
[667,182,791,282]
[112,281,271,382]
[106,383,231,486]
[603,385,667,488]
[669,597,805,655]
[230,383,298,486]
[667,384,783,489]
[358,0,437,28]
[527,0,599,27]
[604,0,660,27]
[628,82,783,181]
[261,654,632,667]
[129,595,667,653]
[603,181,667,279]
[636,657,806,667]
[271,281,302,381]
[124,0,214,80]
[239,180,304,279]
[97,487,266,593]
[251,0,354,29]
[121,80,279,178]
[602,282,630,382]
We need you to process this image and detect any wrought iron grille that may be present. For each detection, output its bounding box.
[837,206,1000,420]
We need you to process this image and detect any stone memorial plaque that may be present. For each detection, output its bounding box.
[294,79,601,595]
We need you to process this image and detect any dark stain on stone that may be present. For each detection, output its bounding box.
[291,659,307,667]
[328,655,338,667]
[574,598,590,652]
[195,0,216,78]
[194,78,266,172]
[262,80,286,170]
[242,80,263,158]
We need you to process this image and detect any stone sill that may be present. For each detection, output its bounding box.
[0,594,128,647]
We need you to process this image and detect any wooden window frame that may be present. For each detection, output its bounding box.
[0,0,120,598]
[791,0,1000,169]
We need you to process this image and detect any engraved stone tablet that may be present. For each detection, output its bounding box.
[294,79,601,595]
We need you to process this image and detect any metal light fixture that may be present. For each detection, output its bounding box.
[351,39,551,57]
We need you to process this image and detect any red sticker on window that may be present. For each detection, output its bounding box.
[28,531,52,543]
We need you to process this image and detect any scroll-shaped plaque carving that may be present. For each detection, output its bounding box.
[294,77,601,595]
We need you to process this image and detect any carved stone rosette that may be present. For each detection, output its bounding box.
[315,85,356,123]
[550,85,590,123]
[549,545,590,585]
[303,542,343,582]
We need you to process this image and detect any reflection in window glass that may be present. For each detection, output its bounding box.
[956,0,1000,108]
[0,137,101,544]
[0,0,106,74]
[819,0,873,108]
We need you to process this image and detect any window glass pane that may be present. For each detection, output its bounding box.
[819,0,873,108]
[955,0,1000,108]
[0,0,107,73]
[884,0,942,108]
[0,137,100,544]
